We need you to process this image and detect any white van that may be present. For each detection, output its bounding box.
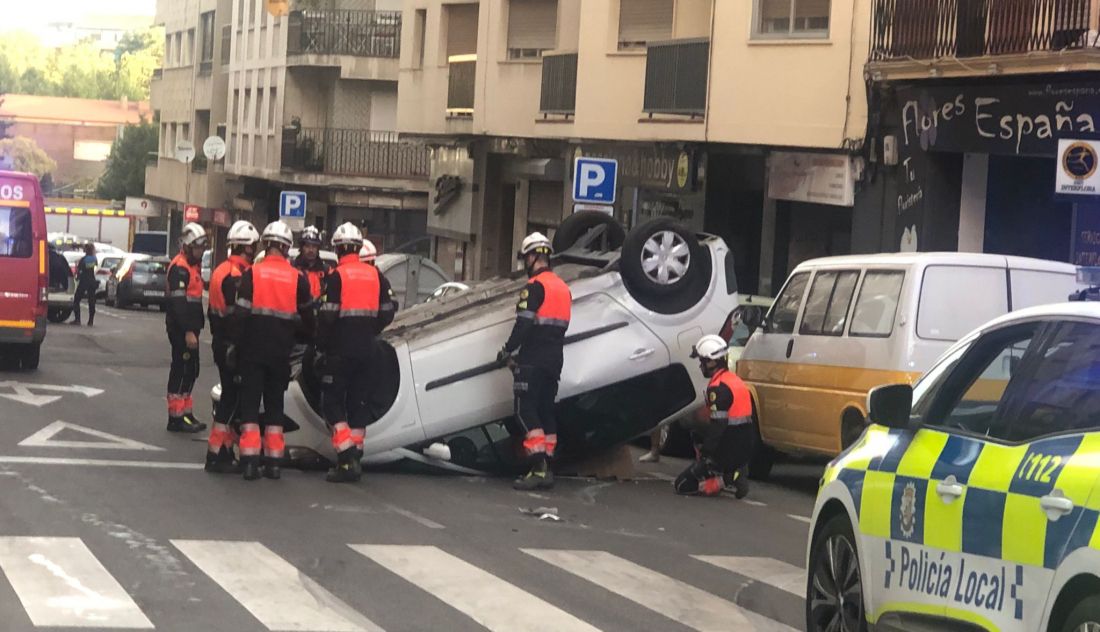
[737,252,1079,473]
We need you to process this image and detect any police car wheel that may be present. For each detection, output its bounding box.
[807,515,867,632]
[1062,594,1100,632]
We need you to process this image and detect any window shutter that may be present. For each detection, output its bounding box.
[508,0,558,51]
[446,4,480,57]
[618,0,673,45]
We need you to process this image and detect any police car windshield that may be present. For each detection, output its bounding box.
[910,340,973,420]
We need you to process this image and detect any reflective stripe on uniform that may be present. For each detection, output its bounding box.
[170,290,188,298]
[251,307,300,321]
[534,317,569,328]
[339,309,379,318]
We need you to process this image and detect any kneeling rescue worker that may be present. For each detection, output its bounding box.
[234,221,315,481]
[205,220,260,473]
[674,335,754,498]
[320,223,396,483]
[498,232,571,491]
[165,223,209,433]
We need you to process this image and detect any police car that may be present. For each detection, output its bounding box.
[807,294,1100,632]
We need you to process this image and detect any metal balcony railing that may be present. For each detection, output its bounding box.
[447,55,476,114]
[643,38,709,116]
[281,128,429,179]
[871,0,1095,60]
[539,52,578,114]
[287,10,401,58]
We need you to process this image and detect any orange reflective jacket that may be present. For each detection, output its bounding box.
[251,255,301,320]
[709,369,753,426]
[335,253,380,317]
[168,253,204,303]
[209,255,249,316]
[531,270,571,329]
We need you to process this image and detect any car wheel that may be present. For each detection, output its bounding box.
[553,211,626,253]
[20,343,41,371]
[807,514,867,632]
[1061,594,1100,632]
[46,308,71,323]
[620,218,711,314]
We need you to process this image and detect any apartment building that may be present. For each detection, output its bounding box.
[398,0,870,292]
[864,0,1100,267]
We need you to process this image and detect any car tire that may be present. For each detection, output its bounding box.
[1060,593,1100,632]
[748,443,776,481]
[806,514,867,632]
[20,343,41,371]
[46,307,71,323]
[552,211,626,253]
[620,218,711,314]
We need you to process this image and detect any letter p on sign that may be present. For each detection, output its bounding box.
[573,157,618,204]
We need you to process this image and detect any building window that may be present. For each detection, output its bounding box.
[444,3,479,59]
[186,29,195,65]
[221,24,232,65]
[507,0,558,59]
[268,88,277,131]
[413,9,427,68]
[200,12,216,64]
[254,89,263,128]
[165,35,173,67]
[175,32,184,65]
[618,0,673,50]
[753,0,830,39]
[232,89,240,126]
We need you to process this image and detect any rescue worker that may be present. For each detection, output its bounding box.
[165,223,209,433]
[294,225,329,301]
[204,220,260,474]
[674,335,754,498]
[497,232,571,491]
[234,221,315,481]
[319,223,397,483]
[358,240,377,264]
[70,242,97,326]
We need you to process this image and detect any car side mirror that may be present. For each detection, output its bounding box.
[867,384,913,430]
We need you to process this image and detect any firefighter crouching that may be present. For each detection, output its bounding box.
[674,335,755,498]
[319,223,397,483]
[204,220,260,474]
[233,221,316,481]
[165,223,209,434]
[498,232,572,491]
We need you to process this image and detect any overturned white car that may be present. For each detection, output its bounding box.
[214,213,741,472]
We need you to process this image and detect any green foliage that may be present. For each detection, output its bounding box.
[0,136,57,177]
[0,28,163,101]
[95,122,158,200]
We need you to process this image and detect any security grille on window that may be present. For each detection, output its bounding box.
[618,0,673,50]
[507,0,558,59]
[755,0,830,38]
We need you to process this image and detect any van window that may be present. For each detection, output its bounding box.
[1010,269,1077,310]
[764,272,809,335]
[0,206,33,258]
[800,270,859,336]
[850,270,904,337]
[918,266,1006,342]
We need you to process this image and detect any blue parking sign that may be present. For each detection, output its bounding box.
[279,191,307,218]
[573,157,618,204]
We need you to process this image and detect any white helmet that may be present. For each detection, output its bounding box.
[331,222,364,248]
[359,240,377,263]
[692,334,729,361]
[227,220,259,246]
[517,232,552,259]
[180,222,208,247]
[261,221,294,248]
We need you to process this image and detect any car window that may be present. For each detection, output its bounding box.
[800,270,859,336]
[850,270,904,337]
[918,266,1007,341]
[1010,269,1078,310]
[996,322,1100,442]
[763,272,809,335]
[0,206,33,258]
[134,261,168,274]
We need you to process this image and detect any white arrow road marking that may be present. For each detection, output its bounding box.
[0,382,104,407]
[693,556,805,597]
[19,421,164,451]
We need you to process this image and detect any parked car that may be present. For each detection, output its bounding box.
[738,252,1080,478]
[214,213,740,472]
[96,254,125,296]
[427,282,471,303]
[105,255,166,310]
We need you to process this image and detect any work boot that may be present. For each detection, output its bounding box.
[204,448,240,474]
[242,457,262,481]
[326,450,361,483]
[727,466,750,500]
[263,459,281,480]
[175,413,207,433]
[513,458,554,491]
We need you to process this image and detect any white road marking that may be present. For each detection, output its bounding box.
[353,544,600,632]
[645,472,676,482]
[523,549,797,632]
[94,308,128,320]
[19,421,164,451]
[0,456,201,469]
[741,499,767,507]
[787,514,812,524]
[0,536,153,628]
[383,504,445,529]
[693,556,805,597]
[173,540,379,632]
[0,382,104,407]
[105,368,123,377]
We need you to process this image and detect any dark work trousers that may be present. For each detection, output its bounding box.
[167,328,200,397]
[322,354,373,428]
[238,356,291,428]
[72,281,97,324]
[513,365,559,437]
[674,423,756,494]
[212,341,240,425]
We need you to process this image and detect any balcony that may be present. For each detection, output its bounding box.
[643,38,709,117]
[539,53,578,115]
[447,55,476,116]
[281,128,430,180]
[870,0,1100,77]
[288,10,400,58]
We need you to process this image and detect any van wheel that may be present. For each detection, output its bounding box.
[806,514,867,632]
[620,219,711,314]
[748,444,776,481]
[20,343,41,371]
[47,308,71,323]
[1059,593,1100,632]
[553,211,626,253]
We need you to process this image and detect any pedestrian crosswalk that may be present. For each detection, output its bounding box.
[0,536,806,631]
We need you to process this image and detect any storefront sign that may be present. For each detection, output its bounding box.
[183,205,200,222]
[1073,202,1100,266]
[124,197,162,218]
[1056,139,1100,196]
[575,145,697,191]
[767,151,855,207]
[213,208,231,227]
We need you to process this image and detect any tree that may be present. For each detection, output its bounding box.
[96,121,157,200]
[0,136,56,176]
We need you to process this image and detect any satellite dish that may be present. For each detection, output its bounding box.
[174,140,196,164]
[203,136,226,161]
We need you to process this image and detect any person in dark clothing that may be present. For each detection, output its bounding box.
[498,232,572,491]
[234,220,316,481]
[318,222,397,483]
[294,225,330,301]
[48,245,69,291]
[70,243,97,326]
[165,223,209,434]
